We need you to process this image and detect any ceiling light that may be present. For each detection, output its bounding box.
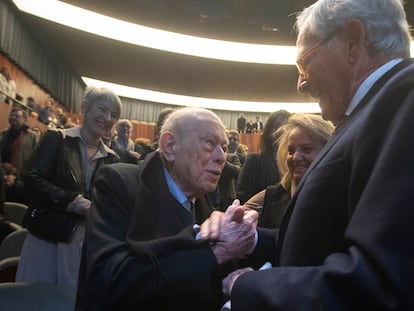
[82,77,321,113]
[13,0,297,64]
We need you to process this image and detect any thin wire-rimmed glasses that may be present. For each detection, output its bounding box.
[296,32,337,78]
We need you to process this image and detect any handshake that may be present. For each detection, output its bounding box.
[198,199,258,264]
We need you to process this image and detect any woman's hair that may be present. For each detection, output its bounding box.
[82,86,122,117]
[260,110,291,154]
[275,113,334,190]
[295,0,412,58]
[2,162,17,176]
[154,107,176,141]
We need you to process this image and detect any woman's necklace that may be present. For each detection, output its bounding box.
[79,131,99,149]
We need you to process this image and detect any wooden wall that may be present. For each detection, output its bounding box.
[239,133,261,154]
[0,53,261,153]
[0,53,55,111]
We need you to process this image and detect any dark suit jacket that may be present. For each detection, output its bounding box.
[76,151,226,310]
[253,121,263,132]
[217,161,240,211]
[237,152,281,204]
[259,183,290,229]
[232,59,414,310]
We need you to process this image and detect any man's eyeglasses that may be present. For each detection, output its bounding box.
[296,32,337,78]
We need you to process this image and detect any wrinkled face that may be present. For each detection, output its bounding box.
[286,127,323,185]
[168,121,228,198]
[8,110,25,130]
[83,101,120,139]
[117,122,131,139]
[296,32,353,123]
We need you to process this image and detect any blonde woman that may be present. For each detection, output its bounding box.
[16,87,122,303]
[244,113,334,228]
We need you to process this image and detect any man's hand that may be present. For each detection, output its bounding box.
[222,267,253,297]
[69,194,91,216]
[199,199,255,241]
[200,199,258,264]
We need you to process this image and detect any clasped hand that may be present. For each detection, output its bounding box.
[69,194,91,216]
[199,199,258,264]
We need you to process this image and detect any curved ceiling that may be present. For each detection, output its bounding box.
[12,0,414,110]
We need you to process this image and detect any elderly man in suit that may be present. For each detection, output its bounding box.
[76,107,257,310]
[201,0,414,309]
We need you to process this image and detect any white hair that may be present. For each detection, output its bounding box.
[295,0,412,58]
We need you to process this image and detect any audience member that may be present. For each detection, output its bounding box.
[47,111,59,129]
[0,67,8,103]
[253,116,263,134]
[211,130,241,211]
[30,126,43,143]
[226,130,241,166]
[244,114,334,228]
[151,107,175,151]
[0,155,17,244]
[111,119,135,151]
[236,143,248,167]
[26,96,37,114]
[55,107,68,128]
[0,66,16,103]
[204,1,414,309]
[2,162,29,205]
[236,110,291,204]
[64,117,77,128]
[0,107,37,177]
[16,87,122,304]
[245,119,254,134]
[111,119,140,163]
[237,113,246,133]
[37,98,54,125]
[215,161,240,212]
[75,107,257,310]
[134,137,153,159]
[208,130,241,211]
[29,110,39,121]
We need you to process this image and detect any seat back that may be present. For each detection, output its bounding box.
[0,282,75,310]
[0,257,20,283]
[3,202,28,226]
[0,229,28,261]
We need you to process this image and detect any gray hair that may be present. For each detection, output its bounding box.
[82,86,122,117]
[117,118,132,128]
[160,106,226,142]
[295,0,412,58]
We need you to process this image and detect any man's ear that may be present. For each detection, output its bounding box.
[342,19,366,61]
[160,132,176,161]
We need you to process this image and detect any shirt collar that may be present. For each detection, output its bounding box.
[163,167,193,212]
[61,126,117,156]
[345,58,404,116]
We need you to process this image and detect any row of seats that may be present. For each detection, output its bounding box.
[0,202,75,310]
[3,201,27,228]
[0,202,28,282]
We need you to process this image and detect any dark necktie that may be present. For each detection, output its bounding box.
[188,199,196,223]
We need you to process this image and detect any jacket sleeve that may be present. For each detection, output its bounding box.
[230,87,414,310]
[25,130,78,210]
[236,154,257,204]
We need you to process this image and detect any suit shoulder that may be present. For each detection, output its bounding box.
[100,162,140,176]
